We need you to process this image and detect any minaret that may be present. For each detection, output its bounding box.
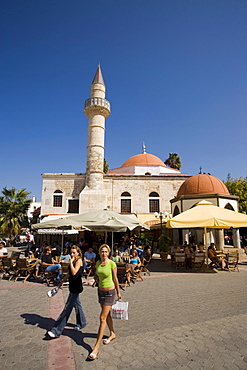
[79,65,110,212]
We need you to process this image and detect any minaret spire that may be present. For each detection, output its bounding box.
[92,63,105,85]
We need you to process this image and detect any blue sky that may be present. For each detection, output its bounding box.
[1,0,247,201]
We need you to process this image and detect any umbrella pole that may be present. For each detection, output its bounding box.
[61,230,64,254]
[112,231,114,254]
[204,227,208,267]
[105,231,107,244]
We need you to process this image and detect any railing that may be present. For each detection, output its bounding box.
[84,97,110,110]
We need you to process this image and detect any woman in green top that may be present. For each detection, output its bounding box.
[88,244,121,360]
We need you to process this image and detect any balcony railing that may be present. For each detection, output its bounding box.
[84,97,110,110]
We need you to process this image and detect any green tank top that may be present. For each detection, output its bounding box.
[96,260,116,288]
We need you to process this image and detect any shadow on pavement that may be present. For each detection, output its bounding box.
[21,313,99,354]
[21,313,54,330]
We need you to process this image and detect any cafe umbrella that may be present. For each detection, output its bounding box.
[166,200,247,264]
[32,209,148,251]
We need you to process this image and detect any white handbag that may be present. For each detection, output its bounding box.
[111,300,129,320]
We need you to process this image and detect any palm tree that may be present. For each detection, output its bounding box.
[103,158,109,174]
[164,153,182,170]
[0,187,31,243]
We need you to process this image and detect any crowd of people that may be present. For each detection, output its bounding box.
[169,240,231,270]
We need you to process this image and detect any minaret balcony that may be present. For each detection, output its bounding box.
[84,97,110,118]
[84,97,110,111]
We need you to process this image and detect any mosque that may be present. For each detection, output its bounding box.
[40,65,240,249]
[40,66,189,217]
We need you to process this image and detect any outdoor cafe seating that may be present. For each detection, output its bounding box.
[1,256,16,280]
[225,251,239,272]
[116,262,131,289]
[14,258,36,283]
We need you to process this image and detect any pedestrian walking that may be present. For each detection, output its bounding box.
[47,245,86,338]
[87,244,121,360]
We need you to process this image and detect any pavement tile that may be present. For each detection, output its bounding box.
[1,256,247,369]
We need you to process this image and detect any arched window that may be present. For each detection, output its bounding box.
[224,203,234,211]
[149,192,160,213]
[149,192,159,197]
[173,205,180,217]
[53,190,63,207]
[145,172,151,175]
[121,192,131,213]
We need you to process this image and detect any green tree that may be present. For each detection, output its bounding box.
[224,177,247,214]
[103,158,109,174]
[164,153,182,170]
[0,187,31,243]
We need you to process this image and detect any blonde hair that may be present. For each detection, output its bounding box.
[99,244,111,254]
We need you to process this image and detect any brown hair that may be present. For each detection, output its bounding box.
[70,245,82,258]
[44,246,51,253]
[132,250,138,257]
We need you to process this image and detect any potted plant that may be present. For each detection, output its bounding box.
[159,235,171,261]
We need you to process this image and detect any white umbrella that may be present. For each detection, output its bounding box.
[32,210,148,251]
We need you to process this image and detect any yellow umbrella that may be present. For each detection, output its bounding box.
[166,201,247,229]
[166,201,247,265]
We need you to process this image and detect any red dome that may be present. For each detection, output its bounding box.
[120,153,166,168]
[177,174,229,196]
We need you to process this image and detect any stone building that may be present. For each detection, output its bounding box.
[41,65,189,218]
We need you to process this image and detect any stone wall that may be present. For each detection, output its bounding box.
[41,173,85,215]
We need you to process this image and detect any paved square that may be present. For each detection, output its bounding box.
[1,259,247,369]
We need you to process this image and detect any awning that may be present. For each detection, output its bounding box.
[36,229,79,235]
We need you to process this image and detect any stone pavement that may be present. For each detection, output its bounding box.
[1,258,247,370]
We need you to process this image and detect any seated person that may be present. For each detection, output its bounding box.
[111,249,122,263]
[129,250,141,276]
[208,243,225,269]
[142,247,152,266]
[41,246,62,282]
[191,242,197,252]
[198,243,205,253]
[184,244,194,268]
[130,243,143,258]
[0,241,8,257]
[83,247,96,272]
[170,243,178,262]
[59,248,70,262]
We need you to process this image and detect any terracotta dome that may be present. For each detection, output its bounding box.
[177,174,230,196]
[120,153,166,168]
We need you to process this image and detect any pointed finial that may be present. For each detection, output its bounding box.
[92,64,105,85]
[142,142,146,154]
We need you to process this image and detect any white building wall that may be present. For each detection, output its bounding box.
[104,176,187,214]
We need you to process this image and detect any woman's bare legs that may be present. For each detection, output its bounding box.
[105,311,116,341]
[90,304,112,356]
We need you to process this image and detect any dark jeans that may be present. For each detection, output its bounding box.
[50,292,86,337]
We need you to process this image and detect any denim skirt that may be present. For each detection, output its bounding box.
[98,288,116,306]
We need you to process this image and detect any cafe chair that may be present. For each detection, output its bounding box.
[40,266,59,286]
[140,259,151,276]
[117,263,131,290]
[14,258,36,283]
[61,262,70,286]
[174,252,186,269]
[226,252,239,272]
[1,257,16,280]
[191,253,205,271]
